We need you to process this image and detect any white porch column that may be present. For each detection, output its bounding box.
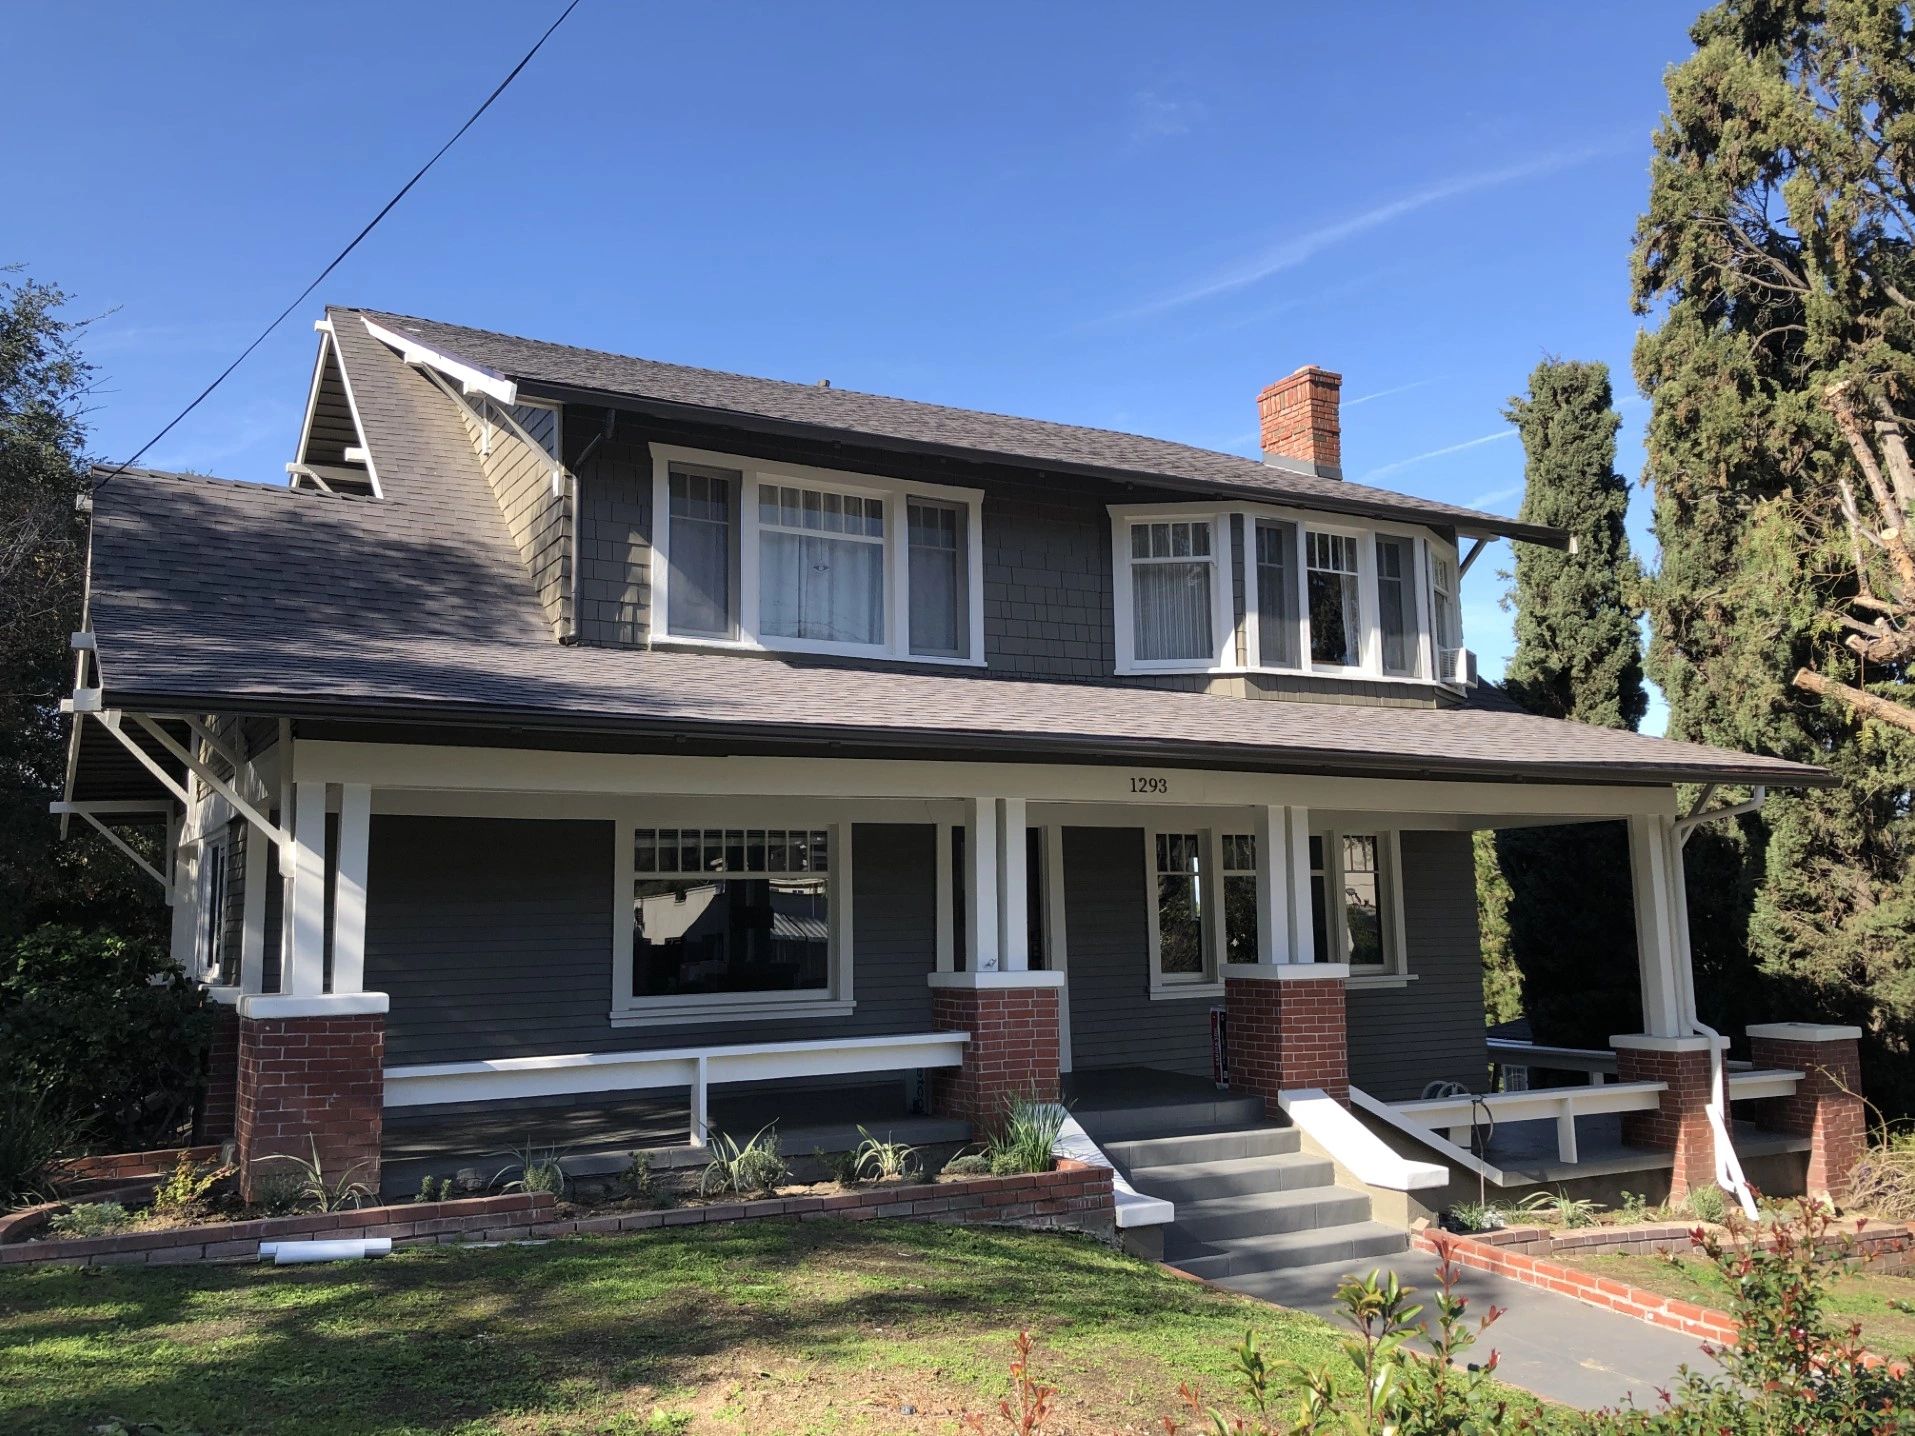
[238,825,269,995]
[995,797,1029,971]
[169,838,199,972]
[1626,812,1685,1038]
[964,796,999,972]
[283,780,330,997]
[1251,804,1312,964]
[331,782,372,994]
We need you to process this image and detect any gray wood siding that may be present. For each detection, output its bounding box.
[1062,826,1214,1075]
[454,398,570,637]
[1347,830,1490,1101]
[366,817,938,1066]
[565,413,1446,707]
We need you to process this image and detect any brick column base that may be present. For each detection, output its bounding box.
[1614,1034,1715,1201]
[200,1001,241,1143]
[235,994,388,1202]
[1225,964,1349,1110]
[1748,1023,1867,1200]
[928,973,1061,1137]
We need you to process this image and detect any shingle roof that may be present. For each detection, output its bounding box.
[355,308,1569,548]
[84,489,1829,789]
[73,311,1832,792]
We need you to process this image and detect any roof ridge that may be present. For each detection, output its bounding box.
[90,464,299,496]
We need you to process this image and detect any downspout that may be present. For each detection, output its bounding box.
[1668,785,1768,1218]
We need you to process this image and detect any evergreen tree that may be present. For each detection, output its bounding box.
[1634,0,1915,1111]
[1488,360,1651,1047]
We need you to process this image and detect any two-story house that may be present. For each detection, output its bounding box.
[60,309,1864,1276]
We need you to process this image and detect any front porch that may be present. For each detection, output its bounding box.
[102,727,1856,1218]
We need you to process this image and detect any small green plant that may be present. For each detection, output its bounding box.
[49,1201,133,1238]
[262,1138,374,1213]
[983,1095,1065,1176]
[496,1138,567,1196]
[619,1150,668,1205]
[812,1144,862,1187]
[1619,1188,1651,1223]
[1517,1186,1605,1229]
[698,1124,788,1197]
[0,1084,76,1209]
[150,1153,232,1218]
[414,1174,451,1204]
[1444,1199,1506,1234]
[1682,1182,1728,1225]
[852,1126,919,1183]
[942,1151,992,1178]
[247,1170,304,1216]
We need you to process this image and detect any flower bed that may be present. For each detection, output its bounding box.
[0,1159,1113,1269]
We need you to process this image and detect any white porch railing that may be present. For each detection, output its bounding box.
[1393,1081,1668,1166]
[383,1031,972,1147]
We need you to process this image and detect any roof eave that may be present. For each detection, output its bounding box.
[509,378,1572,550]
[93,682,1833,791]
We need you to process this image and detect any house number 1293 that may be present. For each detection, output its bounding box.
[1130,776,1168,795]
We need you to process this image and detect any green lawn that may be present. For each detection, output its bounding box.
[1558,1249,1915,1360]
[0,1219,1369,1435]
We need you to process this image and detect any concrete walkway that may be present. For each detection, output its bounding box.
[1224,1248,1718,1412]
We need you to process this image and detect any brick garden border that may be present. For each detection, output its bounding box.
[0,1160,1113,1269]
[1411,1228,1740,1343]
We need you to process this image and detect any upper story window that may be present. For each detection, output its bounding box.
[1114,502,1465,687]
[650,445,983,665]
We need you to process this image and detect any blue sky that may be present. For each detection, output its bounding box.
[6,2,1698,728]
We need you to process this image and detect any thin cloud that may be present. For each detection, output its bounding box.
[1346,379,1435,408]
[1106,145,1613,322]
[1463,481,1525,510]
[1129,88,1206,143]
[1360,427,1517,482]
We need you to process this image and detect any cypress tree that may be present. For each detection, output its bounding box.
[1633,0,1915,1112]
[1489,361,1650,1047]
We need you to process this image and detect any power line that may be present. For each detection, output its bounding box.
[95,0,583,490]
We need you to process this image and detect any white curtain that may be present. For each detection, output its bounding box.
[761,531,883,645]
[1134,562,1213,661]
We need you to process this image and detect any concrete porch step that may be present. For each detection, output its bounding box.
[1170,1185,1373,1243]
[1172,1222,1411,1282]
[1104,1125,1299,1171]
[1128,1151,1335,1202]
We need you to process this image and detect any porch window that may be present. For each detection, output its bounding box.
[1153,832,1206,980]
[1308,832,1401,973]
[1128,520,1218,664]
[196,834,229,981]
[631,827,831,999]
[1306,530,1362,667]
[759,483,886,647]
[1222,833,1258,963]
[665,463,739,640]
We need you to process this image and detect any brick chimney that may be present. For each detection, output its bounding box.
[1257,366,1343,479]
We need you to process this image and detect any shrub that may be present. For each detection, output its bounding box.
[261,1138,373,1212]
[414,1175,450,1204]
[0,924,211,1149]
[149,1152,231,1218]
[813,1144,862,1187]
[1847,1128,1915,1220]
[1517,1187,1605,1229]
[1681,1183,1727,1225]
[941,1152,991,1178]
[985,1096,1065,1176]
[497,1138,567,1196]
[1442,1200,1506,1234]
[699,1125,788,1197]
[49,1201,132,1238]
[0,1083,77,1208]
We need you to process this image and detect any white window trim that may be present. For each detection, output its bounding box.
[1109,507,1236,675]
[196,831,229,981]
[648,443,986,667]
[610,813,857,1027]
[1112,500,1462,687]
[1310,828,1408,977]
[1143,824,1226,999]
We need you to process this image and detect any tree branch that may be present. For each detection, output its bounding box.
[1793,668,1915,736]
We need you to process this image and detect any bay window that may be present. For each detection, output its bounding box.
[1431,552,1462,683]
[650,446,983,664]
[1254,521,1301,669]
[1375,535,1415,676]
[1131,521,1216,662]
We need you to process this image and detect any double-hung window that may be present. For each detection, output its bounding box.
[759,483,886,647]
[1375,535,1416,677]
[1307,831,1403,975]
[652,447,983,663]
[1306,531,1363,668]
[1430,552,1462,684]
[1254,521,1301,669]
[1151,831,1209,985]
[1112,512,1230,670]
[196,834,229,982]
[1221,833,1259,964]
